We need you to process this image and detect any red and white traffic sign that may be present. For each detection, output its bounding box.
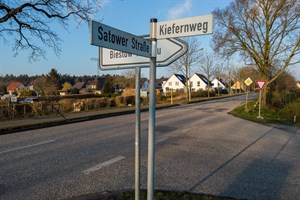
[256,80,266,90]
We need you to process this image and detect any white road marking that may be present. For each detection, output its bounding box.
[156,137,168,144]
[83,155,125,175]
[0,140,56,154]
[182,127,192,132]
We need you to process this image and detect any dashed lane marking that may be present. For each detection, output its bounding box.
[83,155,125,175]
[0,140,56,154]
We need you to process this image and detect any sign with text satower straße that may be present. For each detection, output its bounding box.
[90,21,151,58]
[256,80,266,90]
[156,14,214,39]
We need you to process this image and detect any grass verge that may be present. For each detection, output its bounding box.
[230,100,300,127]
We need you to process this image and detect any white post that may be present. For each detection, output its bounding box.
[135,67,141,200]
[257,90,263,119]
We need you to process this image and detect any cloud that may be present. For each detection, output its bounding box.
[167,0,192,19]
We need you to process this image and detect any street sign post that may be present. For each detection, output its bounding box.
[90,14,214,200]
[256,80,267,119]
[99,37,187,69]
[244,77,253,111]
[90,21,151,58]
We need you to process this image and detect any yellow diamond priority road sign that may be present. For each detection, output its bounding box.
[244,77,253,86]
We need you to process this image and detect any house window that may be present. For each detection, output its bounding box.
[190,82,193,87]
[169,82,172,86]
[175,81,179,86]
[197,81,200,87]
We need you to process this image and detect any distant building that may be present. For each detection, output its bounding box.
[162,74,186,93]
[296,81,300,89]
[86,77,106,94]
[231,81,245,92]
[189,73,211,91]
[140,78,150,97]
[71,81,86,94]
[212,78,228,90]
[6,82,25,95]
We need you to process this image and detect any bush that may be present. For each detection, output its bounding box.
[58,99,74,113]
[115,96,125,107]
[125,96,135,106]
[191,89,216,98]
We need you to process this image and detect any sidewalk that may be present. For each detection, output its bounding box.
[0,106,139,135]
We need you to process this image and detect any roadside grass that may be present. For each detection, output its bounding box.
[76,190,238,200]
[230,100,300,127]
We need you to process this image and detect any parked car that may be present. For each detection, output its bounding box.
[20,98,38,103]
[1,94,16,100]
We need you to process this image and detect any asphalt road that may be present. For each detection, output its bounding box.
[0,94,299,200]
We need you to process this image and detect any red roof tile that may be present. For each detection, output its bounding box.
[7,82,22,91]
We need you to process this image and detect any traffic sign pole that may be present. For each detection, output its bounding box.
[244,77,253,111]
[255,80,266,119]
[258,89,263,119]
[135,67,141,200]
[147,18,157,200]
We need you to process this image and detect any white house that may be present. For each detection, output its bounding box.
[189,73,210,91]
[140,78,150,97]
[212,78,228,90]
[162,74,186,93]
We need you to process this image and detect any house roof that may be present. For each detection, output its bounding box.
[6,82,23,91]
[174,74,186,84]
[215,78,228,87]
[86,77,106,90]
[194,73,211,85]
[140,78,148,86]
[72,81,86,90]
[156,77,168,89]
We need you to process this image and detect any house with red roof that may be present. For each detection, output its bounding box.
[6,82,25,95]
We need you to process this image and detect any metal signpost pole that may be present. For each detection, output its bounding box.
[147,18,157,200]
[258,89,262,118]
[245,86,248,111]
[135,67,141,200]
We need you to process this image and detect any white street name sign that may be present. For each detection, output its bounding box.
[90,21,151,58]
[156,14,214,39]
[99,37,187,69]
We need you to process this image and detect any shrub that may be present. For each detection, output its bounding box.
[125,96,135,106]
[59,99,75,113]
[115,96,125,107]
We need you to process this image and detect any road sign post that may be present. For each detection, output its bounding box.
[256,80,266,119]
[147,18,157,200]
[135,67,141,200]
[244,77,253,111]
[90,14,214,200]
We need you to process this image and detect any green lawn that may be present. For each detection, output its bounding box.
[230,100,300,127]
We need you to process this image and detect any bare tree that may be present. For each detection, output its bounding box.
[224,61,234,95]
[213,0,300,105]
[0,0,102,61]
[168,37,202,102]
[198,51,218,97]
[213,63,224,97]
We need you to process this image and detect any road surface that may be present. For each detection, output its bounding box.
[0,94,299,200]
